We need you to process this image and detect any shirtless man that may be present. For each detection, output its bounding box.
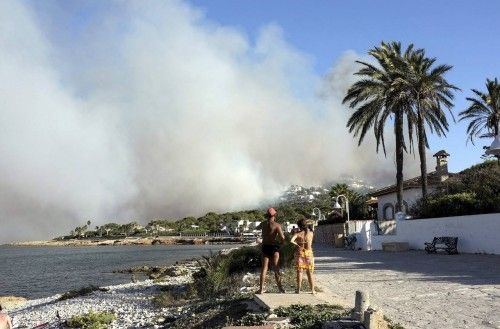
[257,207,285,294]
[0,306,13,329]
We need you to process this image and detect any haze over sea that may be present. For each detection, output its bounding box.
[0,244,232,299]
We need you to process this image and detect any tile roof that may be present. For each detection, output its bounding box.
[368,171,453,197]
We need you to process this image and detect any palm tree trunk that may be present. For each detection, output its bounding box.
[417,106,428,200]
[395,110,404,212]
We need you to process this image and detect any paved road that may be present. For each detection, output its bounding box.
[313,245,500,329]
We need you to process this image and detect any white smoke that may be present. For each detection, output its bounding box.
[0,0,427,242]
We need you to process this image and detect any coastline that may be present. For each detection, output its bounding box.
[8,236,248,247]
[7,263,199,328]
[5,246,246,328]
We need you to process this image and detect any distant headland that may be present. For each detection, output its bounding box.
[8,236,247,247]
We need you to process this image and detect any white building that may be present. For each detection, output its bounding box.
[283,222,299,233]
[368,150,452,221]
[224,220,261,234]
[248,221,261,232]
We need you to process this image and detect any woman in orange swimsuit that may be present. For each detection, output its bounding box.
[290,218,315,294]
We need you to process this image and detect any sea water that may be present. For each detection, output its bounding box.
[0,244,232,299]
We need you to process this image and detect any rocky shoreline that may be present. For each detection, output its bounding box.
[2,246,255,329]
[4,260,229,328]
[8,236,248,247]
[8,271,192,328]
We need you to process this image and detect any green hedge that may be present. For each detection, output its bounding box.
[412,192,481,218]
[410,161,500,218]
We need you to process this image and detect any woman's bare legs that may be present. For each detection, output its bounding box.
[306,269,315,294]
[295,269,302,293]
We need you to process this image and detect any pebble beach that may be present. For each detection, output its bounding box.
[8,265,196,329]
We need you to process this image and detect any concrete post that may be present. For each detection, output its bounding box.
[363,308,389,329]
[352,290,369,321]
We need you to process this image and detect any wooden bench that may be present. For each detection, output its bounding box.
[424,237,458,254]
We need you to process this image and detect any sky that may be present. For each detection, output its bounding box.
[189,0,500,170]
[1,0,498,242]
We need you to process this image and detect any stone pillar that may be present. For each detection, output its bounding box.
[352,290,369,321]
[364,308,389,329]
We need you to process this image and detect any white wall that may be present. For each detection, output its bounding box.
[314,222,373,248]
[376,188,426,220]
[371,213,500,254]
[349,221,375,250]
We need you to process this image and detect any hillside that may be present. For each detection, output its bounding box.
[60,177,375,239]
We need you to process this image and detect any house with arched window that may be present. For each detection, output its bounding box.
[368,150,452,221]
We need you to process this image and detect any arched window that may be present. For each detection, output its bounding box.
[393,201,410,213]
[382,203,395,220]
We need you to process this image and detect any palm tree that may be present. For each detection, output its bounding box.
[329,183,368,220]
[343,41,414,211]
[402,50,458,199]
[459,78,500,143]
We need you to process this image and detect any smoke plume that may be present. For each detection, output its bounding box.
[0,1,427,242]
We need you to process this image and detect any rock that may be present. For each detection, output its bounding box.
[148,266,168,279]
[364,308,389,329]
[163,265,189,277]
[323,319,365,329]
[265,316,290,328]
[0,296,28,310]
[163,316,177,323]
[152,238,175,245]
[242,272,256,285]
[148,272,161,280]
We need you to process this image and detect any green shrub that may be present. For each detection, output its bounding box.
[412,192,481,218]
[59,285,108,301]
[232,304,347,328]
[192,257,227,298]
[279,241,295,268]
[234,313,267,326]
[153,284,196,307]
[411,161,500,218]
[192,246,263,299]
[225,246,262,275]
[275,304,347,329]
[443,161,500,211]
[66,310,116,329]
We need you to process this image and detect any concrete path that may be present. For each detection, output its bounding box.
[313,245,500,329]
[253,291,344,311]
